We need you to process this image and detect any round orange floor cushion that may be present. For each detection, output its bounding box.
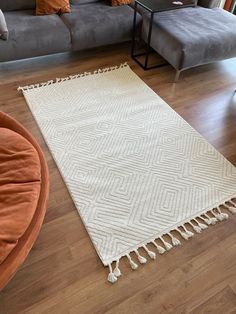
[0,112,49,290]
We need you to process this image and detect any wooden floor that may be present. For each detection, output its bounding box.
[1,44,236,314]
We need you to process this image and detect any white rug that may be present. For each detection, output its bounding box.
[19,64,236,283]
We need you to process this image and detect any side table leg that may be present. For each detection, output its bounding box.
[144,12,154,70]
[131,2,138,58]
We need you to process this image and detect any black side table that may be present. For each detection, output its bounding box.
[131,0,197,70]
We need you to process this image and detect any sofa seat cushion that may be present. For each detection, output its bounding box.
[0,128,41,264]
[142,7,236,71]
[0,10,71,62]
[61,2,140,51]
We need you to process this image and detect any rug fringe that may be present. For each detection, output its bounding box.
[107,198,236,284]
[17,62,129,92]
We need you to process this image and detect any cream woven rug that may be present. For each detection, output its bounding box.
[19,63,236,283]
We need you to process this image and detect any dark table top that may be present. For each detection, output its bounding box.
[135,0,197,12]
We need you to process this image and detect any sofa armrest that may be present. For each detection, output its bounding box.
[198,0,221,8]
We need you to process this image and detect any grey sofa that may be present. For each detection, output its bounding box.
[0,0,140,62]
[142,0,236,80]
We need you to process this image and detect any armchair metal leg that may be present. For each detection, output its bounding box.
[174,70,181,82]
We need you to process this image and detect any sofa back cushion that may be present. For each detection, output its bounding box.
[0,0,36,11]
[70,0,101,5]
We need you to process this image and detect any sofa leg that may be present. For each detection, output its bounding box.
[174,70,181,82]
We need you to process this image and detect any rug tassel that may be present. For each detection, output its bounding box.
[198,222,208,230]
[200,215,212,225]
[152,241,166,254]
[193,219,208,230]
[225,201,236,214]
[113,260,121,277]
[189,222,202,233]
[168,233,181,246]
[126,254,138,270]
[107,263,117,284]
[182,225,194,238]
[182,225,194,237]
[216,206,229,220]
[176,228,189,240]
[159,236,172,251]
[143,245,156,260]
[134,249,147,264]
[205,213,217,225]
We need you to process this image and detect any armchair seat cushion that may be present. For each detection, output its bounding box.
[142,7,236,70]
[61,2,141,51]
[0,10,71,62]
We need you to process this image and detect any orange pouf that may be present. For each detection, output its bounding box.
[0,112,49,290]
